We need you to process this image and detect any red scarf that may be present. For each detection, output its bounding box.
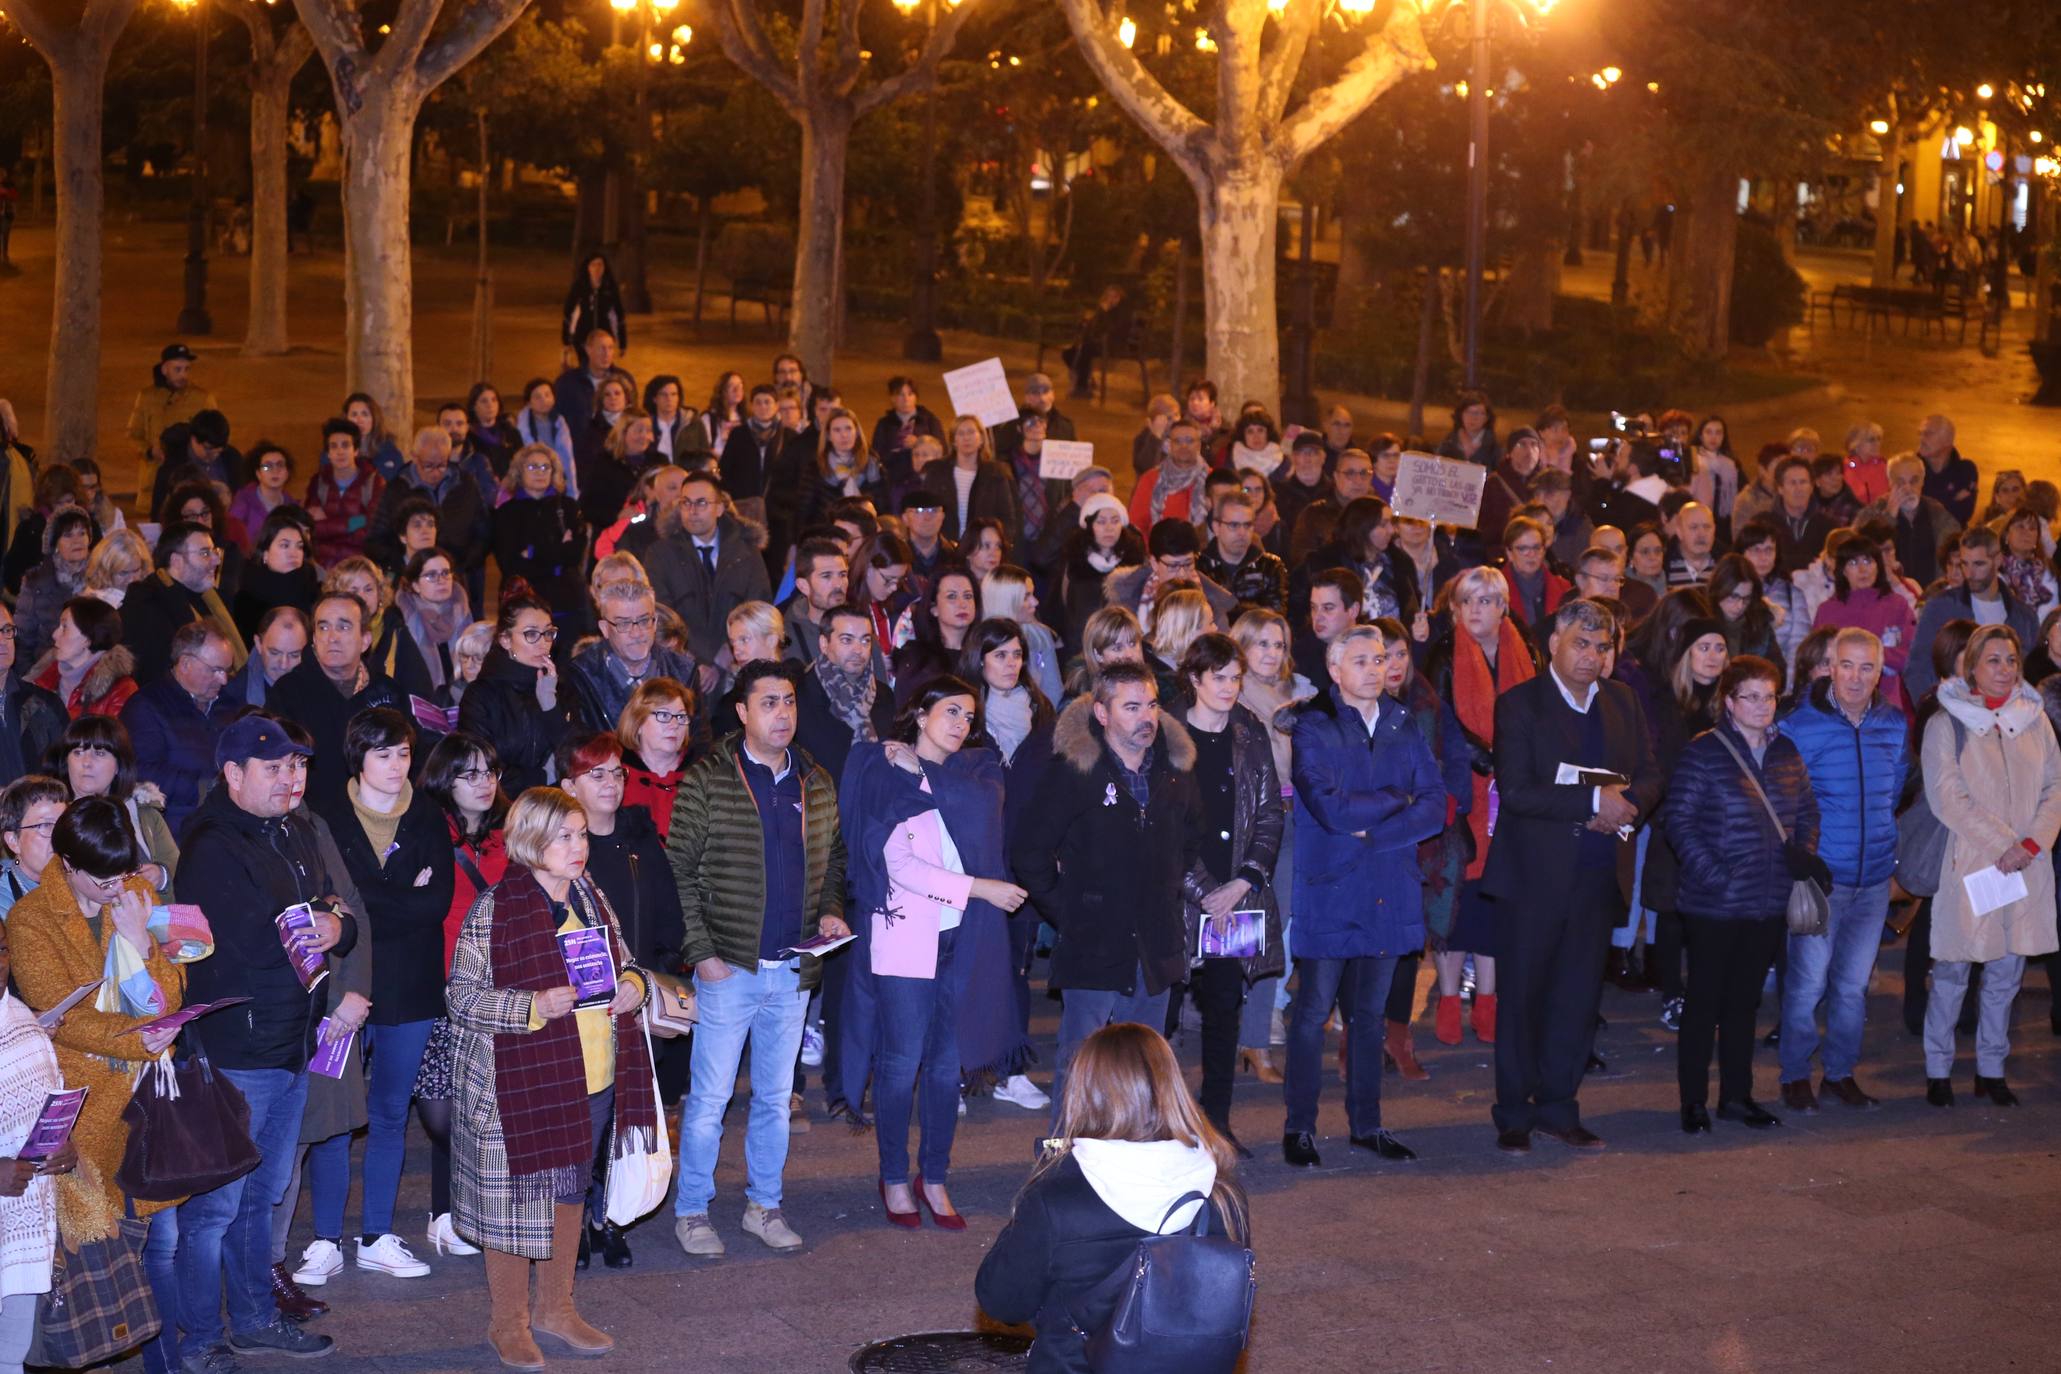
[1453,619,1537,879]
[489,865,658,1195]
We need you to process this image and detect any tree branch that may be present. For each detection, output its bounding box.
[11,0,141,63]
[1215,0,1266,158]
[379,0,447,83]
[828,0,866,98]
[1277,6,1431,170]
[854,0,982,117]
[711,0,803,115]
[289,0,368,73]
[797,0,829,95]
[1055,0,1211,180]
[1257,0,1321,127]
[416,0,533,92]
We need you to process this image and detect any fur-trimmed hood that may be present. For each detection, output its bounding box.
[718,508,770,553]
[29,643,136,704]
[1052,693,1196,776]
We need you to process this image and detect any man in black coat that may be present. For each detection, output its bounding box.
[1479,598,1660,1154]
[1769,455,1836,576]
[0,602,65,787]
[123,521,248,684]
[264,591,406,817]
[1010,662,1203,1125]
[176,713,353,1362]
[366,426,490,586]
[646,471,773,666]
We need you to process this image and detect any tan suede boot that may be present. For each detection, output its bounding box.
[530,1204,615,1356]
[484,1248,545,1371]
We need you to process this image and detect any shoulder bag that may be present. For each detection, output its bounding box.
[1894,713,1966,899]
[603,1014,672,1226]
[1075,1191,1256,1374]
[115,1026,261,1202]
[31,1208,160,1369]
[1711,732,1828,936]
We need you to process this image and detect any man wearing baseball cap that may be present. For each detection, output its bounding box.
[126,344,218,508]
[898,487,956,604]
[175,711,355,1366]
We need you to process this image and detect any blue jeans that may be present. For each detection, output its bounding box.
[176,1067,308,1354]
[675,961,807,1215]
[139,1205,181,1374]
[303,1132,350,1240]
[1284,956,1396,1137]
[873,928,962,1186]
[361,1019,435,1236]
[1052,967,1170,1131]
[1779,879,1891,1083]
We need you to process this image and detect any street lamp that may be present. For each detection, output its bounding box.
[172,0,212,334]
[893,0,949,361]
[604,0,679,314]
[1443,0,1553,388]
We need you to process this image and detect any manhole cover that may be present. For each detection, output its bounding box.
[848,1330,1033,1372]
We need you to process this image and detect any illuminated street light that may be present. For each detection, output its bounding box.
[1601,65,1621,83]
[1117,15,1136,46]
[1954,126,1976,146]
[1869,119,1890,135]
[1976,82,1994,100]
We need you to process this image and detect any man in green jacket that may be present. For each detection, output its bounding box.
[667,659,847,1259]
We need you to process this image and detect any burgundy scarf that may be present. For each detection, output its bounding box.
[489,866,659,1196]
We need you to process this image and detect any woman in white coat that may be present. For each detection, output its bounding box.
[1921,622,2061,1107]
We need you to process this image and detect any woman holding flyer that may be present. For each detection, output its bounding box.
[447,787,654,1369]
[839,676,1026,1230]
[0,927,77,1374]
[1176,634,1284,1156]
[7,798,185,1374]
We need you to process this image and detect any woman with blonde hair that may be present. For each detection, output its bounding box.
[449,786,655,1367]
[83,527,153,608]
[979,564,1064,703]
[920,414,1022,548]
[1147,586,1210,711]
[493,444,590,625]
[1062,604,1145,701]
[976,1022,1250,1371]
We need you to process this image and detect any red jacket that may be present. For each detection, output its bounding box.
[32,646,139,720]
[1843,454,1888,507]
[305,458,385,568]
[623,760,684,843]
[441,818,510,970]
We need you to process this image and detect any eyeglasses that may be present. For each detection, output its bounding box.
[647,709,689,727]
[455,766,501,784]
[178,653,233,678]
[1337,468,1374,482]
[1731,691,1779,707]
[681,497,717,510]
[258,459,288,473]
[1215,518,1254,532]
[1509,542,1545,556]
[1158,558,1197,574]
[522,461,554,474]
[581,766,628,783]
[0,626,15,642]
[13,820,58,836]
[417,568,453,583]
[514,626,559,645]
[606,614,656,632]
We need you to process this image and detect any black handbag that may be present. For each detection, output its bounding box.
[116,1028,262,1202]
[1076,1191,1256,1374]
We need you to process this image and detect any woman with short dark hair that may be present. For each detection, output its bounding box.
[1811,536,1916,713]
[1666,655,1823,1133]
[28,597,136,720]
[234,507,320,641]
[54,714,175,898]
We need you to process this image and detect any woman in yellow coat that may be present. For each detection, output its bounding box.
[9,797,188,1374]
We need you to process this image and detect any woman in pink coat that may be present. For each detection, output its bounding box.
[1812,533,1916,712]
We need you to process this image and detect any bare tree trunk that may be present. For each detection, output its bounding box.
[693,195,711,328]
[1196,162,1284,415]
[340,95,420,426]
[471,108,492,382]
[1409,265,1438,438]
[46,48,117,461]
[790,104,853,385]
[1669,166,1741,360]
[1502,240,1558,334]
[241,25,314,354]
[1870,122,1903,288]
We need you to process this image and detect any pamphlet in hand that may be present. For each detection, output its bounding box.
[1963,864,2030,919]
[274,904,330,992]
[34,980,104,1030]
[408,695,460,736]
[16,1086,88,1160]
[557,927,619,1009]
[1555,763,1634,838]
[308,1017,355,1079]
[135,997,253,1038]
[1198,910,1268,961]
[777,932,856,959]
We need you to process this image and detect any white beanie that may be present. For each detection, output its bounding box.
[1078,492,1128,530]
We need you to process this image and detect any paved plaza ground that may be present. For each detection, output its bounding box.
[3,224,2058,1371]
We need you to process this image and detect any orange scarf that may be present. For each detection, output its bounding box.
[1452,619,1536,879]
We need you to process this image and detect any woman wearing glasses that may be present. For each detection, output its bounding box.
[492,444,590,629]
[53,715,175,900]
[394,547,473,703]
[617,678,694,842]
[1665,655,1824,1133]
[8,797,185,1374]
[412,732,508,1259]
[457,594,578,794]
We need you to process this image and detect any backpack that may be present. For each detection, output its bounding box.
[1075,1191,1256,1374]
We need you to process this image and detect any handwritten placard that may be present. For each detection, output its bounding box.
[1038,439,1095,483]
[942,357,1019,428]
[1391,452,1488,528]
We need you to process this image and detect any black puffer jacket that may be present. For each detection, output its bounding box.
[314,786,455,1025]
[265,657,407,817]
[455,651,577,795]
[1665,720,1821,920]
[582,803,686,973]
[176,787,360,1071]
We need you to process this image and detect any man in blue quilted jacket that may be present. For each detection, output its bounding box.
[1777,627,1908,1112]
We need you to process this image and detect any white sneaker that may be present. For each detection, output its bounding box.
[426,1212,479,1256]
[993,1074,1050,1110]
[355,1233,431,1278]
[290,1239,343,1287]
[799,1024,825,1067]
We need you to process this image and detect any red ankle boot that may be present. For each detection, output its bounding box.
[1434,995,1463,1045]
[1471,993,1497,1044]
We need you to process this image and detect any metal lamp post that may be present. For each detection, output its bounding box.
[1454,0,1553,389]
[176,0,213,334]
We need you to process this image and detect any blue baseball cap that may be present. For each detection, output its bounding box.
[214,716,314,770]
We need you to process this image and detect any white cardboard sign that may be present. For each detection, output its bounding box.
[1037,439,1095,482]
[942,357,1019,429]
[1390,451,1487,528]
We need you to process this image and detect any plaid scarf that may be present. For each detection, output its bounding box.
[814,653,879,743]
[489,866,658,1197]
[1012,452,1050,541]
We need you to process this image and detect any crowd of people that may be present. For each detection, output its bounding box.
[0,309,2055,1374]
